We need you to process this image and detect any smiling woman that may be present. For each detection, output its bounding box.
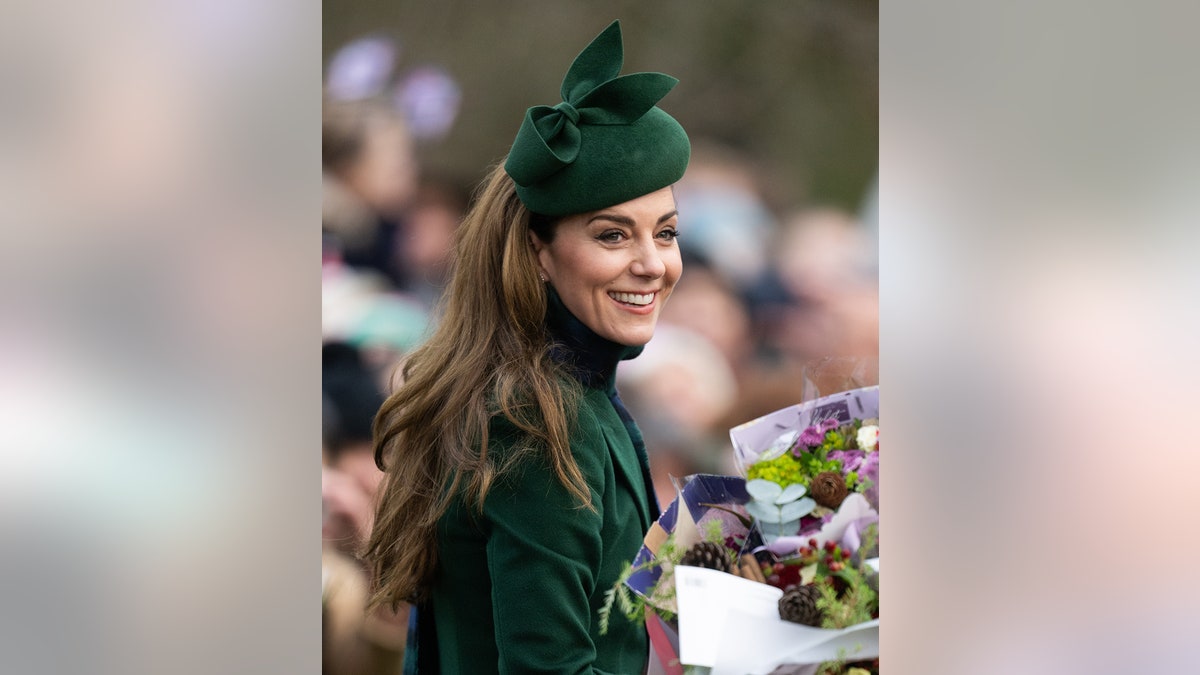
[532,187,682,348]
[363,20,691,674]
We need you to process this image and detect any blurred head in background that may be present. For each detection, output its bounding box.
[323,97,417,221]
[672,141,775,292]
[392,176,468,303]
[658,252,754,372]
[322,341,386,556]
[769,206,879,362]
[323,97,419,288]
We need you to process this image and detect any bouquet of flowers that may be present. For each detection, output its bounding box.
[600,386,880,675]
[733,386,879,551]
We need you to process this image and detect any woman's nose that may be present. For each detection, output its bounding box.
[629,238,666,279]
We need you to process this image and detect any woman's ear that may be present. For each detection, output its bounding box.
[528,232,551,281]
[528,231,545,255]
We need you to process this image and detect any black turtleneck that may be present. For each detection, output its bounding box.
[544,288,662,521]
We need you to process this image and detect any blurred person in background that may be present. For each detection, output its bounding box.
[769,207,879,366]
[671,141,775,294]
[657,186,878,427]
[394,175,469,308]
[323,96,419,289]
[323,341,387,555]
[323,548,406,675]
[364,22,690,674]
[321,260,432,393]
[323,341,408,674]
[724,206,879,415]
[322,98,453,381]
[657,251,754,374]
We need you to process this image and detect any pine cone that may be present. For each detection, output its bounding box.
[810,471,848,509]
[778,584,823,626]
[678,541,732,573]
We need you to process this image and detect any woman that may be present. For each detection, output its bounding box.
[365,21,690,674]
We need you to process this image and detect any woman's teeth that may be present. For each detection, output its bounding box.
[609,292,653,306]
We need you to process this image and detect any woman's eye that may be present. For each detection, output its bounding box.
[597,231,625,243]
[657,228,680,241]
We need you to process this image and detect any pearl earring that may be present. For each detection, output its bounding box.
[539,273,547,282]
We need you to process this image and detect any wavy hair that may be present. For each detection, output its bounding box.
[363,163,588,609]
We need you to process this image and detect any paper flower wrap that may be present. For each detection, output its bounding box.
[618,387,881,673]
[626,474,759,610]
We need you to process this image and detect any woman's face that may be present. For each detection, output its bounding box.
[533,187,682,347]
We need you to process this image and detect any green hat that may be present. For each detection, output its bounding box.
[504,21,691,217]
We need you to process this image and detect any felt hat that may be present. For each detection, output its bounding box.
[504,21,691,217]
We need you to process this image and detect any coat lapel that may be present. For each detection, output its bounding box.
[593,394,651,530]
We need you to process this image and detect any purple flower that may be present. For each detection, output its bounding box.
[799,425,825,447]
[857,452,880,510]
[798,513,824,536]
[797,511,838,537]
[820,418,840,432]
[828,449,867,473]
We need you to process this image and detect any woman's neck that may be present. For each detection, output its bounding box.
[544,288,643,391]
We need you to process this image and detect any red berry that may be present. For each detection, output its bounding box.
[824,541,836,552]
[808,538,819,548]
[825,556,835,566]
[798,546,811,557]
[842,550,851,560]
[773,562,786,573]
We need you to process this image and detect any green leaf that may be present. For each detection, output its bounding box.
[746,479,783,502]
[780,497,816,521]
[745,499,781,523]
[777,483,808,504]
[776,518,802,535]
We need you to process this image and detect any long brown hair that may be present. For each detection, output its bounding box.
[363,163,590,610]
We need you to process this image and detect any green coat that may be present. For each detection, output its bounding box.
[428,384,654,674]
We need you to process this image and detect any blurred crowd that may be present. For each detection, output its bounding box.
[320,43,878,675]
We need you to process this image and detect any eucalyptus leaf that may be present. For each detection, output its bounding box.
[776,483,808,504]
[777,518,802,535]
[745,500,780,523]
[780,497,816,521]
[746,479,783,502]
[764,520,791,539]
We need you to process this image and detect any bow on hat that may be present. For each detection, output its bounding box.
[505,21,679,187]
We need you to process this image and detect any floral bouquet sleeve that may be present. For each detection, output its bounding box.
[730,386,879,551]
[601,386,880,674]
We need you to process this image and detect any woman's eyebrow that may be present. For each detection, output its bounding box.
[587,214,634,226]
[587,210,679,226]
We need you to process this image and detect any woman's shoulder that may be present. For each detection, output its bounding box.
[483,392,613,476]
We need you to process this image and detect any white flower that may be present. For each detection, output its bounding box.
[857,425,879,451]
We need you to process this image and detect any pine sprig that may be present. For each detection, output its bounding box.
[816,566,877,629]
[596,520,733,634]
[597,585,616,636]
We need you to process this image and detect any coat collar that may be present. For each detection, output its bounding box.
[544,287,643,391]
